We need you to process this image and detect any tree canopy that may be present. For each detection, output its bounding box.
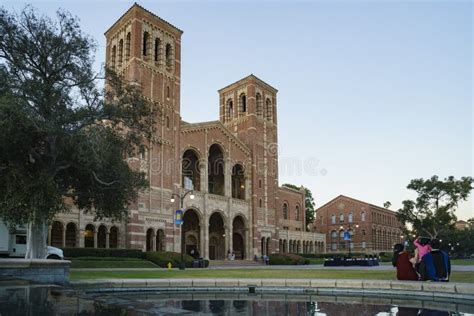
[282,184,316,230]
[396,175,473,239]
[0,6,156,257]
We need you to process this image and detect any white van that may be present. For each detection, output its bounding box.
[0,221,64,259]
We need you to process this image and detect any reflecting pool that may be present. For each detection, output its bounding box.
[0,285,473,315]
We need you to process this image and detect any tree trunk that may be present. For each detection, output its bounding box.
[25,212,48,259]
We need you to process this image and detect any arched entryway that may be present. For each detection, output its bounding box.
[50,221,63,248]
[109,226,118,248]
[146,228,154,251]
[97,225,107,248]
[232,215,246,260]
[209,212,225,260]
[182,149,201,191]
[65,222,77,248]
[208,144,225,195]
[156,229,165,252]
[84,224,95,248]
[182,209,200,257]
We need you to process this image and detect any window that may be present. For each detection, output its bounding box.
[331,243,337,251]
[166,86,170,99]
[320,216,324,225]
[259,199,262,207]
[265,98,272,121]
[125,32,131,61]
[16,235,27,245]
[331,230,337,238]
[118,39,123,67]
[283,203,288,220]
[361,211,366,222]
[362,229,366,236]
[362,241,366,249]
[295,205,300,221]
[165,43,173,71]
[339,213,344,223]
[239,93,247,114]
[226,99,233,122]
[331,214,336,224]
[143,32,149,56]
[339,230,345,238]
[111,45,116,69]
[348,212,353,223]
[259,179,262,188]
[256,93,263,116]
[154,38,160,62]
[166,116,170,129]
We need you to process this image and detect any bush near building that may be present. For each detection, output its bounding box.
[268,253,310,265]
[63,248,143,258]
[145,251,209,268]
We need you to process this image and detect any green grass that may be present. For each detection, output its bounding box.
[70,257,157,269]
[70,269,474,283]
[452,259,474,265]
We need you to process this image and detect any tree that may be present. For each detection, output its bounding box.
[383,201,391,209]
[282,184,316,230]
[396,176,473,239]
[0,7,156,258]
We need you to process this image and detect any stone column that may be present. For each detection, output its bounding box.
[48,227,52,246]
[61,226,66,248]
[200,164,206,193]
[93,230,98,248]
[225,161,231,198]
[224,225,230,259]
[106,232,110,249]
[204,216,209,259]
[199,224,205,257]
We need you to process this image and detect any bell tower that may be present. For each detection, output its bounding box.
[104,4,183,249]
[218,75,279,250]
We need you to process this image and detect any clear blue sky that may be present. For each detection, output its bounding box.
[5,0,473,220]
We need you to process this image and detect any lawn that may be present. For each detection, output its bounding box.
[70,257,157,269]
[70,268,474,283]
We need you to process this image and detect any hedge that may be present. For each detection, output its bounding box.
[145,251,197,268]
[268,253,310,265]
[298,253,380,259]
[62,248,143,258]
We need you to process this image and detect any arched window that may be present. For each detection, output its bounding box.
[208,144,225,195]
[154,38,161,63]
[118,39,123,67]
[166,116,170,129]
[125,32,131,61]
[256,93,263,116]
[295,205,300,221]
[166,86,170,99]
[239,93,246,114]
[109,226,118,248]
[283,203,288,220]
[226,99,233,122]
[331,214,336,224]
[165,43,173,71]
[348,212,353,223]
[259,199,262,208]
[182,149,200,191]
[143,32,149,57]
[84,224,95,248]
[339,213,344,222]
[265,98,272,121]
[361,211,366,222]
[231,164,245,200]
[111,45,116,69]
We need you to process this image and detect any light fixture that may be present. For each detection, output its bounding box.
[355,224,359,228]
[170,197,175,203]
[240,184,245,189]
[190,194,195,200]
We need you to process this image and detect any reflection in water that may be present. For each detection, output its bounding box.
[0,286,472,315]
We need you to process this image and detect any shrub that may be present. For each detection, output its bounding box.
[145,251,195,268]
[62,248,143,258]
[268,253,309,265]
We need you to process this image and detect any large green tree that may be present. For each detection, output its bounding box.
[396,175,473,239]
[282,184,316,230]
[0,7,156,258]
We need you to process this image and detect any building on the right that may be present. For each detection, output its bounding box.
[312,195,404,254]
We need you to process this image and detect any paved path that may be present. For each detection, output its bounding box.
[70,264,474,272]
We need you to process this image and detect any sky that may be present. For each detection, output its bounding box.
[3,0,473,220]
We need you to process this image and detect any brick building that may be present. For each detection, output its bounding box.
[313,195,403,254]
[47,4,325,259]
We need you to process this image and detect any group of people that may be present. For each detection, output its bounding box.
[392,236,451,281]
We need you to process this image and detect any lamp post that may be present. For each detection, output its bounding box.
[171,190,195,270]
[340,224,359,257]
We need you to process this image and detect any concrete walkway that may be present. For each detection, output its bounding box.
[70,264,474,272]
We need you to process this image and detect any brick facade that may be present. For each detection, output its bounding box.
[48,4,325,259]
[313,195,403,254]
